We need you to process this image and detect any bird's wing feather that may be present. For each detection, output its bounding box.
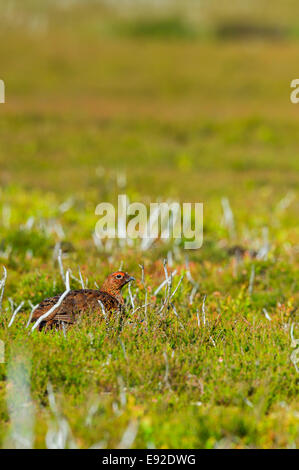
[31,289,121,325]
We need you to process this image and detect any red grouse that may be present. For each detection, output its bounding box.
[31,271,135,331]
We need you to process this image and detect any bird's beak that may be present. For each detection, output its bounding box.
[128,276,135,282]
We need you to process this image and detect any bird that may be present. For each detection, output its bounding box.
[31,271,135,331]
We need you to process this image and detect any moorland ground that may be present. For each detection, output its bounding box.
[0,1,298,449]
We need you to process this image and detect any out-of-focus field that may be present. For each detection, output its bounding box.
[0,1,298,449]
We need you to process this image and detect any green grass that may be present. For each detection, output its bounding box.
[0,1,298,449]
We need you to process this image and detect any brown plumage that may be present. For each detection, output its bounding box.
[31,271,135,331]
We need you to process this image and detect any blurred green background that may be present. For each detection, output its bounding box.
[1,0,299,199]
[0,0,298,450]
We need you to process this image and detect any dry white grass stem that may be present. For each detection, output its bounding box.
[98,299,106,319]
[163,351,171,390]
[257,227,270,261]
[118,338,127,361]
[170,274,184,300]
[248,265,255,296]
[31,270,71,332]
[128,282,135,310]
[221,197,236,239]
[78,267,85,289]
[85,398,101,427]
[0,265,7,313]
[290,323,299,373]
[154,269,177,296]
[139,264,145,284]
[170,302,186,331]
[8,301,25,328]
[202,294,207,327]
[263,308,272,321]
[46,383,77,449]
[167,250,173,267]
[196,308,200,328]
[117,420,139,449]
[185,256,199,304]
[98,299,110,330]
[131,303,151,316]
[26,302,39,328]
[144,290,148,324]
[57,248,66,285]
[118,375,127,410]
[92,232,103,251]
[158,268,173,314]
[5,351,35,449]
[163,258,169,285]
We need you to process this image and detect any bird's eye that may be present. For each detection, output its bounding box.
[116,274,123,279]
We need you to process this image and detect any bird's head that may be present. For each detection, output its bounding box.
[100,271,135,301]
